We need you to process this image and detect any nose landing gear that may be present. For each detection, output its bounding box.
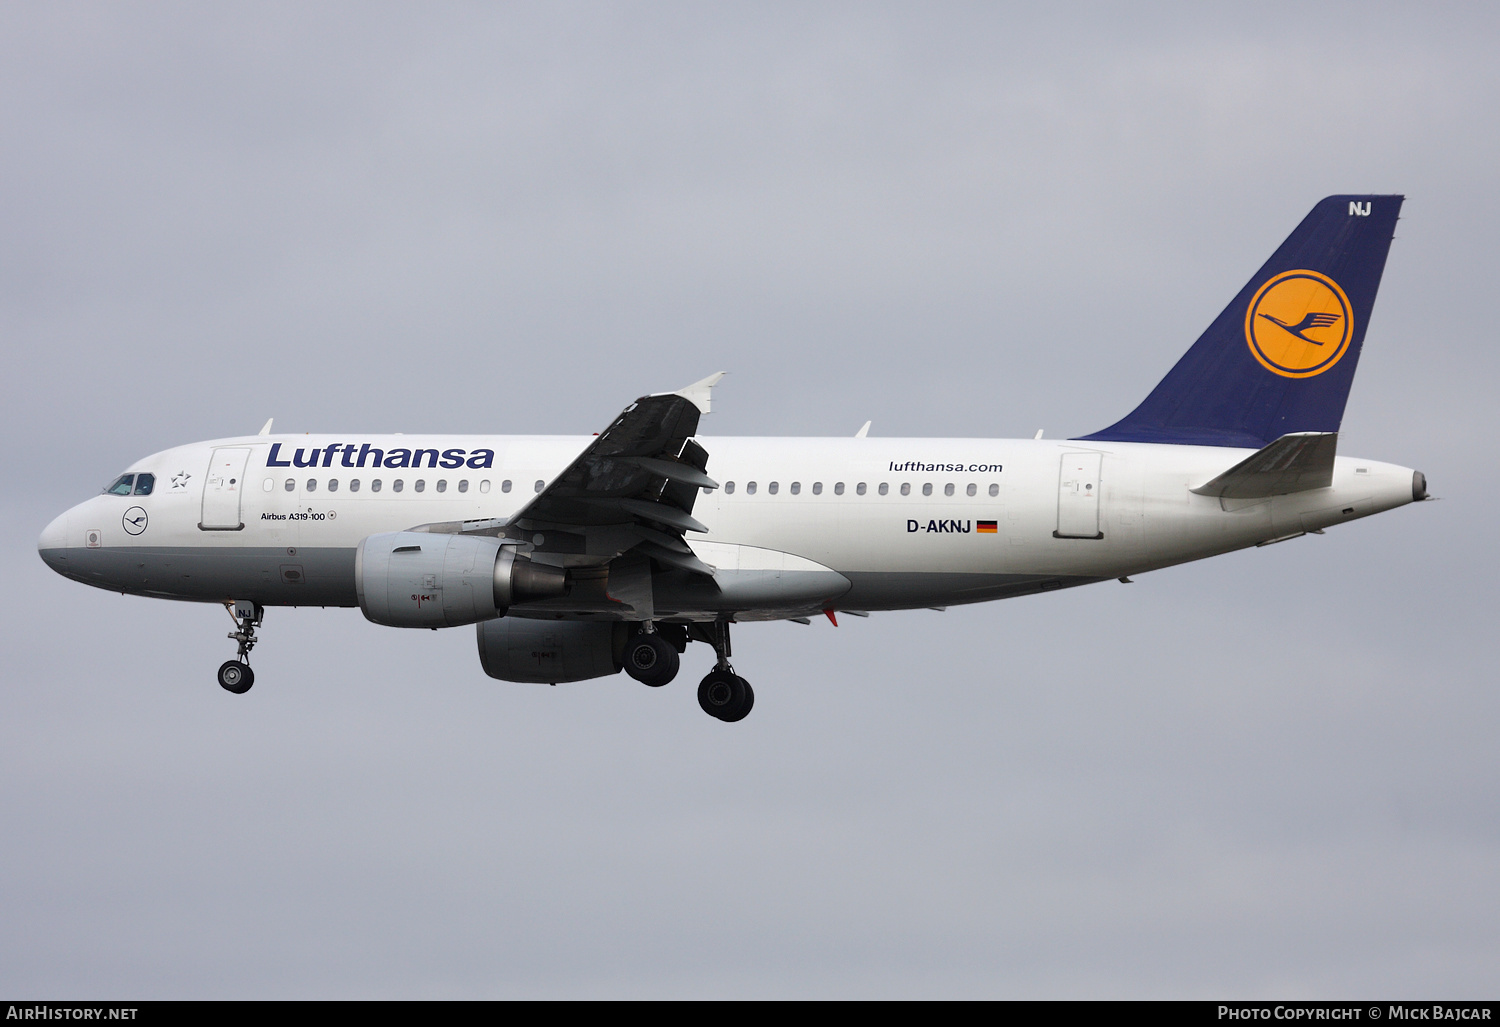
[218,600,262,694]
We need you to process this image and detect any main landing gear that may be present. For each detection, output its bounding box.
[622,623,682,688]
[696,620,754,723]
[218,600,262,694]
[624,620,754,722]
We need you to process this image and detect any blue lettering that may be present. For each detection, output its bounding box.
[265,441,500,471]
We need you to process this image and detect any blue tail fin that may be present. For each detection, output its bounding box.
[1079,195,1403,448]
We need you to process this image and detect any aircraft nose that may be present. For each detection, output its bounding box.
[38,509,70,573]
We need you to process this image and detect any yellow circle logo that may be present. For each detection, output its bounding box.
[1244,270,1353,378]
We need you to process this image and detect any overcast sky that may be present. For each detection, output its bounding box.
[3,1,1497,998]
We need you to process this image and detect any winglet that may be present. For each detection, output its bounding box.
[855,420,871,438]
[670,372,727,414]
[258,418,274,436]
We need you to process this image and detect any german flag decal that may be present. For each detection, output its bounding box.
[977,521,998,534]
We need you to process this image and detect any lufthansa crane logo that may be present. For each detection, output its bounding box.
[1245,270,1353,378]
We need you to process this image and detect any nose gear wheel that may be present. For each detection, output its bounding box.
[218,600,263,695]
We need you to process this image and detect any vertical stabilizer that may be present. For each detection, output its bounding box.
[1079,195,1403,448]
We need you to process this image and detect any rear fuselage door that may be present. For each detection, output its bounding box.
[1056,452,1104,539]
[200,447,251,530]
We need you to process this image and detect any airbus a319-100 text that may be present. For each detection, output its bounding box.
[39,196,1427,722]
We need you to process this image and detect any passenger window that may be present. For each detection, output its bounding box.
[856,483,866,496]
[922,483,933,496]
[105,475,135,496]
[262,478,273,492]
[457,480,468,493]
[133,473,155,496]
[900,483,910,496]
[812,482,822,495]
[414,480,425,493]
[350,480,361,492]
[790,482,801,495]
[284,479,295,492]
[306,479,317,492]
[534,480,544,493]
[834,482,844,495]
[944,483,954,497]
[436,480,447,493]
[328,479,339,492]
[725,482,735,494]
[747,481,757,495]
[967,483,977,497]
[393,480,404,493]
[372,479,383,493]
[989,483,999,497]
[479,480,490,494]
[768,481,779,495]
[501,480,511,493]
[879,483,889,495]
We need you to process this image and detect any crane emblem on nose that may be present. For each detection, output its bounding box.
[122,507,148,536]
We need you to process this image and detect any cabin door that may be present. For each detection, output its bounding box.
[200,447,251,530]
[1056,452,1104,539]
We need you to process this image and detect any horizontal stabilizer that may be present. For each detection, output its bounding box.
[1190,432,1337,499]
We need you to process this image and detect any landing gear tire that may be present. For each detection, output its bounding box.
[218,660,254,694]
[624,633,679,687]
[698,670,754,722]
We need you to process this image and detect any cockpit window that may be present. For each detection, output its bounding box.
[104,474,135,496]
[133,473,155,496]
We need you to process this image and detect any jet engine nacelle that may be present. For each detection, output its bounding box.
[355,531,567,628]
[476,619,627,683]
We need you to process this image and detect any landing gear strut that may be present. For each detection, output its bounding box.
[218,600,262,694]
[696,620,754,722]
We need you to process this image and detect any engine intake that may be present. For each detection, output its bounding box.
[355,532,567,628]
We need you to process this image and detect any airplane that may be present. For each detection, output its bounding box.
[38,195,1427,722]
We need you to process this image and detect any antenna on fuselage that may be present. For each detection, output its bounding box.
[258,418,274,436]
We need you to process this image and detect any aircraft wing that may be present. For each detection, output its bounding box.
[504,373,725,577]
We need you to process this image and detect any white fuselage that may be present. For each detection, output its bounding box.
[38,432,1418,620]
